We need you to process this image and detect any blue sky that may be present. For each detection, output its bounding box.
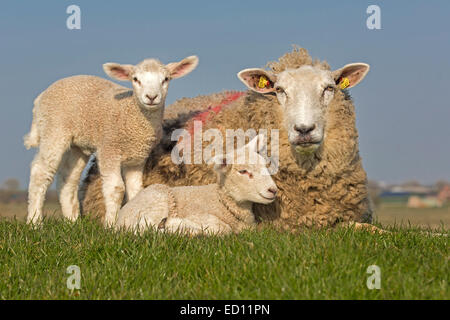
[0,0,449,188]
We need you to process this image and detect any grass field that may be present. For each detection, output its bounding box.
[0,201,448,299]
[375,202,450,229]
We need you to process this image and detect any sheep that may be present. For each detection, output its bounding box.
[81,47,374,232]
[24,55,199,226]
[114,134,278,235]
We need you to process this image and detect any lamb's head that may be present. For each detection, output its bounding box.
[238,62,369,154]
[103,55,199,110]
[212,134,278,205]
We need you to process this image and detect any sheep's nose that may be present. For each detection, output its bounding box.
[146,94,158,104]
[268,187,278,196]
[294,124,316,135]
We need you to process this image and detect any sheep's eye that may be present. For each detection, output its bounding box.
[238,170,248,174]
[164,77,169,82]
[324,85,335,93]
[133,77,141,85]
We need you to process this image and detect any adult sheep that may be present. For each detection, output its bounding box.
[81,47,373,231]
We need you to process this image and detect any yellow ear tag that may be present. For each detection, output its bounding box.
[258,76,269,89]
[339,77,350,89]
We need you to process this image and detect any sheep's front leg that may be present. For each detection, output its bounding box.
[123,164,144,202]
[100,165,125,227]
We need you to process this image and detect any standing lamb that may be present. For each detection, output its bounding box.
[81,47,373,231]
[115,135,278,235]
[24,55,199,226]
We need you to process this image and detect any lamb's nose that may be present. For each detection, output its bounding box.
[268,187,278,196]
[146,94,158,104]
[294,124,316,135]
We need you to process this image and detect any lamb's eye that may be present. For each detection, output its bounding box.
[239,169,253,178]
[275,86,285,94]
[162,77,169,84]
[133,77,141,85]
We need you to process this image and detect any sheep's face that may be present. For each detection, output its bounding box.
[103,56,199,111]
[213,134,278,205]
[238,62,369,155]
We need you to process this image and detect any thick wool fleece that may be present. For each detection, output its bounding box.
[82,48,372,230]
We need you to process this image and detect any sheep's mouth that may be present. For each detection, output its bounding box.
[292,139,322,155]
[293,141,322,148]
[291,136,322,147]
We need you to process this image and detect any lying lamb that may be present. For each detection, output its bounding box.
[115,134,278,235]
[24,55,199,226]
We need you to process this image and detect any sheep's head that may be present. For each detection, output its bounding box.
[211,134,278,205]
[103,55,199,110]
[238,62,369,154]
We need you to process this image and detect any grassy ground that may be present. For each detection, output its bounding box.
[0,216,448,300]
[375,202,450,229]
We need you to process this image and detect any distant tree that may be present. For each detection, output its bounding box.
[2,178,20,191]
[401,180,421,188]
[435,180,450,191]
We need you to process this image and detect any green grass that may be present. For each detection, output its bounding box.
[0,218,448,299]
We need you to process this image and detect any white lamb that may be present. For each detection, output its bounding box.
[24,55,199,226]
[115,135,278,235]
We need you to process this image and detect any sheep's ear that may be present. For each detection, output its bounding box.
[332,63,370,89]
[166,56,199,79]
[246,134,267,154]
[237,68,277,94]
[103,63,135,81]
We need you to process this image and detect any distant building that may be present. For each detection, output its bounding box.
[407,195,443,208]
[437,185,450,203]
[380,182,435,204]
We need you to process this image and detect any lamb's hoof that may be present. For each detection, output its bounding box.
[158,218,167,230]
[26,216,43,228]
[103,218,116,229]
[64,214,79,223]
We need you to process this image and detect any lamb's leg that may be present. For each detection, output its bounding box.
[99,162,125,227]
[56,147,88,221]
[164,217,204,235]
[27,142,67,224]
[340,221,389,234]
[123,164,144,202]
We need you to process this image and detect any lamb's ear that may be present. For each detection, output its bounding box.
[246,134,267,154]
[166,56,199,79]
[237,68,277,94]
[332,63,370,89]
[103,63,135,81]
[210,154,228,174]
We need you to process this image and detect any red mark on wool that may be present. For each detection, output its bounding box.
[187,91,246,137]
